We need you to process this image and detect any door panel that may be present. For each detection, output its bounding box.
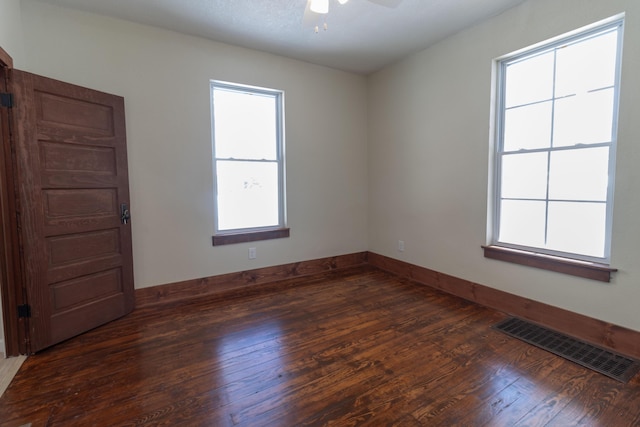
[11,70,134,353]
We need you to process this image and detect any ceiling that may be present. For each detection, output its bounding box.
[35,0,527,75]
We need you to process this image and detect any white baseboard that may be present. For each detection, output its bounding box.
[0,339,5,358]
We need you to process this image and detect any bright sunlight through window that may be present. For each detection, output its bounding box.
[211,82,285,233]
[492,17,624,263]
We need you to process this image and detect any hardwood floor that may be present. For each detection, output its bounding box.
[1,265,639,426]
[0,354,26,399]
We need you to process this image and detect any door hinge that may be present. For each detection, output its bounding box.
[17,304,31,318]
[0,92,14,108]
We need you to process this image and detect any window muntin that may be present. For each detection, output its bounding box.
[211,81,286,234]
[493,19,623,263]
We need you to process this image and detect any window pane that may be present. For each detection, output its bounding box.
[501,152,548,200]
[553,89,614,147]
[499,200,546,248]
[214,89,277,160]
[547,201,606,257]
[503,101,552,151]
[494,20,621,262]
[555,30,618,97]
[504,51,554,108]
[548,147,609,201]
[216,161,279,230]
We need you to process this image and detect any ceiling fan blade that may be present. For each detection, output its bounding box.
[367,0,403,8]
[303,0,321,27]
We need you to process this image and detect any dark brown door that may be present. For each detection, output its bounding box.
[10,70,134,353]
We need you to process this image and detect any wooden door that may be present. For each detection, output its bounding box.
[0,60,26,356]
[10,70,134,353]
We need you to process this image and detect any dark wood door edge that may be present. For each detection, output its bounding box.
[0,47,12,69]
[0,59,24,356]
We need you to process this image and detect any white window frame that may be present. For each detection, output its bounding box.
[210,81,287,240]
[490,17,624,265]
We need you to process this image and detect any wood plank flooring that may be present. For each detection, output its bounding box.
[0,354,26,399]
[1,266,639,426]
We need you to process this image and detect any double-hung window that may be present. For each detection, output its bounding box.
[487,17,624,277]
[211,81,288,245]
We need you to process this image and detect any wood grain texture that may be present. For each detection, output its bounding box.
[212,227,290,245]
[2,266,640,426]
[483,245,616,282]
[9,70,134,353]
[135,251,368,308]
[368,252,640,359]
[0,46,12,68]
[0,354,26,398]
[0,67,28,357]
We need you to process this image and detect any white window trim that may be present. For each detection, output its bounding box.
[210,80,287,240]
[490,16,624,265]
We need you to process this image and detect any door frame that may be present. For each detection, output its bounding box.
[0,46,28,356]
[0,46,12,69]
[1,45,136,356]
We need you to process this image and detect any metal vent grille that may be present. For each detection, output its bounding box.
[493,317,640,383]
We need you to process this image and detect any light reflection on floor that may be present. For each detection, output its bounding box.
[216,320,288,423]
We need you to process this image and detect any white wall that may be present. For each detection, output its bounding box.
[19,0,369,289]
[368,0,640,331]
[0,0,25,67]
[3,0,640,355]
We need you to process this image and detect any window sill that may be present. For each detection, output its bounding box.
[482,245,617,283]
[212,228,290,246]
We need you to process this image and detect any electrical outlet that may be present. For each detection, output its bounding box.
[248,247,257,260]
[398,240,405,252]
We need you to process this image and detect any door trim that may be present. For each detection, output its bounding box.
[0,46,12,69]
[0,46,25,356]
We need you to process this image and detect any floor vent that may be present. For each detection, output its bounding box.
[493,317,640,383]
